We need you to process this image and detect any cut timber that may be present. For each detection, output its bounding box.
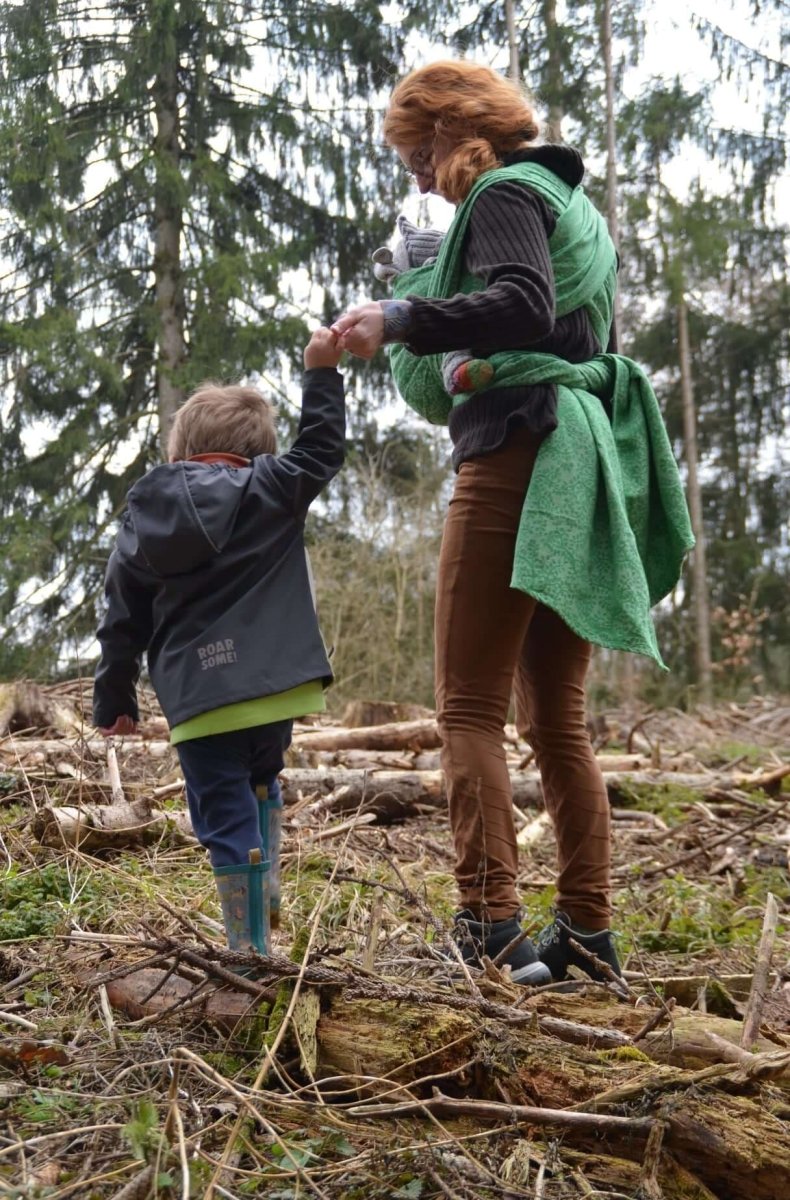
[626,973,778,1016]
[292,719,441,753]
[641,1012,782,1067]
[516,810,551,847]
[340,700,433,727]
[279,767,765,820]
[32,802,194,850]
[346,1087,790,1200]
[0,737,173,762]
[561,1149,719,1200]
[0,682,83,738]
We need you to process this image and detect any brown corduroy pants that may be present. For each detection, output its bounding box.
[435,429,612,930]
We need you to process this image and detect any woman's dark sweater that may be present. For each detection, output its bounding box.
[402,144,612,470]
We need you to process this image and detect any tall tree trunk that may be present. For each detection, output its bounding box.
[677,292,713,704]
[542,0,563,142]
[153,55,187,453]
[505,0,520,82]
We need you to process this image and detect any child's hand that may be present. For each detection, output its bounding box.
[98,715,138,737]
[304,327,342,370]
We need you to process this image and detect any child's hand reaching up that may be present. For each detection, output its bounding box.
[98,714,138,737]
[304,327,342,370]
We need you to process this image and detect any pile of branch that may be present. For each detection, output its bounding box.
[75,893,789,1200]
[6,702,788,853]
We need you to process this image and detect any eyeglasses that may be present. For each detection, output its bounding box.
[405,146,434,178]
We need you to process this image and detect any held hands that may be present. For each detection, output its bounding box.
[98,714,138,737]
[331,303,385,359]
[304,326,343,370]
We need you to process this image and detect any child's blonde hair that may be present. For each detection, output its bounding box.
[168,382,277,460]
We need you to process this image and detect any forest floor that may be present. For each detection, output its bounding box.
[0,681,788,1200]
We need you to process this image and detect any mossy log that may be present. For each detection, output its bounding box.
[100,964,790,1199]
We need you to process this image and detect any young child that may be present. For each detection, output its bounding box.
[93,327,344,961]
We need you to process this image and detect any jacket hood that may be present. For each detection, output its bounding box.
[125,460,252,576]
[504,144,585,189]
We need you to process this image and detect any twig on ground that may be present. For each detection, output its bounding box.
[741,892,780,1048]
[348,1088,655,1137]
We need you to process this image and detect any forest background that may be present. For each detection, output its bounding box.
[0,0,787,712]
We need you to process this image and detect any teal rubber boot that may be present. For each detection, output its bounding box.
[213,849,271,956]
[256,782,283,929]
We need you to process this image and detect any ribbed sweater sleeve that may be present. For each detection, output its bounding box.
[403,183,557,356]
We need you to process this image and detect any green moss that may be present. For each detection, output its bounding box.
[284,849,394,934]
[203,1051,247,1074]
[699,740,769,768]
[598,1045,652,1063]
[614,863,788,958]
[613,780,702,825]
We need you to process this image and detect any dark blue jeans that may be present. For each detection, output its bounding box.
[176,721,292,867]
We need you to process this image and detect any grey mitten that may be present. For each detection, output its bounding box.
[372,215,445,284]
[372,245,400,284]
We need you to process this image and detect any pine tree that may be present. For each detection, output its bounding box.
[0,0,433,671]
[619,65,789,696]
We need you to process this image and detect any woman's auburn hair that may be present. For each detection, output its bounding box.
[383,60,540,204]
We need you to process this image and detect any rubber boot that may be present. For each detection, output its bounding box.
[256,781,283,929]
[213,849,271,955]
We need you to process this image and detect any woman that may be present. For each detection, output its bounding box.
[332,61,693,986]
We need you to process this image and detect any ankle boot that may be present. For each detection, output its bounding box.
[536,910,622,983]
[453,910,551,986]
[213,849,271,954]
[256,781,283,929]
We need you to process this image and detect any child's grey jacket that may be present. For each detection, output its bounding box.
[92,367,345,730]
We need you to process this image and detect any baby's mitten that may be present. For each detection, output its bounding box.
[372,245,400,284]
[442,350,496,396]
[396,214,444,268]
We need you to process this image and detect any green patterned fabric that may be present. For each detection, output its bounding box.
[388,162,694,666]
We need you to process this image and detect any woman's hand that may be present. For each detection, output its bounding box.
[331,302,385,359]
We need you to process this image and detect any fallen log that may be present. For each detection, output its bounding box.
[0,682,83,738]
[0,736,173,761]
[623,973,776,1015]
[100,968,790,1200]
[296,747,666,775]
[32,802,194,850]
[279,767,776,820]
[292,719,442,753]
[346,1087,790,1200]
